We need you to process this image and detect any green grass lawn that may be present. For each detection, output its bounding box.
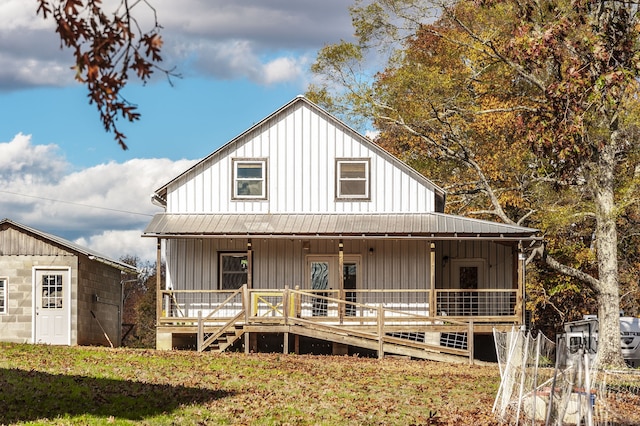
[0,343,502,425]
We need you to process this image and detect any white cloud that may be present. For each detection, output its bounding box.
[1,134,195,263]
[74,230,158,266]
[0,133,67,183]
[262,56,305,85]
[188,40,306,84]
[0,1,353,90]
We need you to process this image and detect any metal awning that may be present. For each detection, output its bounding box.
[143,213,538,241]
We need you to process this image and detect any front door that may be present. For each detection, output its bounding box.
[34,268,70,345]
[307,255,360,316]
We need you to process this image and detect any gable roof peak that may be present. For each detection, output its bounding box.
[0,218,137,273]
[153,95,445,200]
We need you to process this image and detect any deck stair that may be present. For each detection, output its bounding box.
[203,324,245,352]
[197,311,245,352]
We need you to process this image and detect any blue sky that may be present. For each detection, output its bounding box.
[0,1,355,263]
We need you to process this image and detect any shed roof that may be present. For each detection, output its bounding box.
[143,213,538,241]
[0,218,137,273]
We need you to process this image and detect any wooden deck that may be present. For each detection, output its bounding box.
[157,286,522,363]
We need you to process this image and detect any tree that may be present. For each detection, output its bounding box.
[308,0,640,367]
[36,0,174,149]
[120,255,162,348]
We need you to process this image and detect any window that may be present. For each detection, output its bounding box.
[220,253,249,290]
[41,274,63,309]
[336,158,370,200]
[0,278,6,314]
[233,159,266,199]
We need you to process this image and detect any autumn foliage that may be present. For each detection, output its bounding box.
[36,0,170,149]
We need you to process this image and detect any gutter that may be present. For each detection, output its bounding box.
[151,193,167,208]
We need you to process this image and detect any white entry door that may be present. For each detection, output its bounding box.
[34,268,70,345]
[307,255,360,316]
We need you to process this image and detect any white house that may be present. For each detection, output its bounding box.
[143,96,538,361]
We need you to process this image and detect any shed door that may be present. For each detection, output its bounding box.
[34,269,70,345]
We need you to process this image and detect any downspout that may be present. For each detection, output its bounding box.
[338,240,344,323]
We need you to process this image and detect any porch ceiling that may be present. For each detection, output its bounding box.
[143,213,539,241]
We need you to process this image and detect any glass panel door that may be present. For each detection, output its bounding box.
[35,269,70,345]
[310,260,330,316]
[307,256,360,317]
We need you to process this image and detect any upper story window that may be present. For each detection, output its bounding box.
[233,159,267,199]
[0,278,7,314]
[336,158,370,200]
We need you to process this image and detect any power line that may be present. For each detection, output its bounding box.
[0,189,154,217]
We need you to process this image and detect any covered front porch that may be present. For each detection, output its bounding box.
[144,213,538,360]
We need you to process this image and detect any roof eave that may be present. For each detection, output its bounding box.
[142,232,540,241]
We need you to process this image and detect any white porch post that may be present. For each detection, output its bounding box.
[429,241,436,318]
[156,238,162,324]
[246,239,253,289]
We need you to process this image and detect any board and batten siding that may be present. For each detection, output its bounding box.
[436,240,515,290]
[165,238,430,292]
[164,102,437,214]
[0,227,74,256]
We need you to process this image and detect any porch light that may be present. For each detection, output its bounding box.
[302,241,310,250]
[369,247,374,255]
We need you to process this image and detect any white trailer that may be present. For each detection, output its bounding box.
[558,315,640,368]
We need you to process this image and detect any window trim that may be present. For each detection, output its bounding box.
[232,158,268,200]
[0,277,7,314]
[335,158,371,201]
[218,252,250,290]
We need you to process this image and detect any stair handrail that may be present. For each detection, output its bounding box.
[287,288,474,363]
[200,285,245,322]
[198,310,245,352]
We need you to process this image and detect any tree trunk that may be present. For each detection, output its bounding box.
[591,142,625,368]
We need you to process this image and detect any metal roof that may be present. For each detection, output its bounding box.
[1,218,138,273]
[143,213,538,240]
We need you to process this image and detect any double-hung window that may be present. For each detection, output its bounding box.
[219,253,249,290]
[336,158,370,200]
[233,159,267,199]
[0,278,7,314]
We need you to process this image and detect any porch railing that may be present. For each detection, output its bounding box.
[159,287,518,325]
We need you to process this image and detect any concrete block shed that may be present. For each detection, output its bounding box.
[0,218,137,347]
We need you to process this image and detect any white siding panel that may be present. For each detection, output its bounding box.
[166,237,431,292]
[438,240,514,290]
[165,102,439,214]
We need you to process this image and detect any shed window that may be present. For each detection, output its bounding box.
[233,159,267,199]
[42,274,63,309]
[0,278,6,314]
[220,253,249,290]
[336,159,370,200]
